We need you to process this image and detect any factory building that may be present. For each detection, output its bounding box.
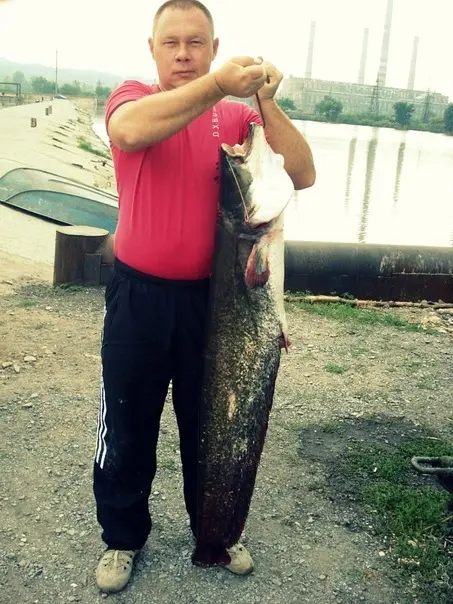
[280,0,449,119]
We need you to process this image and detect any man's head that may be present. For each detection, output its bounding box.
[149,0,219,91]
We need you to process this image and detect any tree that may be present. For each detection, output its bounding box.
[59,80,83,96]
[12,70,26,84]
[276,97,296,112]
[393,102,415,128]
[315,95,343,121]
[444,104,453,134]
[11,70,31,93]
[95,80,112,100]
[31,76,55,94]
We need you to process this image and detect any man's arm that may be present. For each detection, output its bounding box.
[253,62,316,191]
[108,73,223,152]
[98,233,115,264]
[108,57,268,153]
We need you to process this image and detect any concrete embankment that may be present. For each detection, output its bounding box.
[0,100,115,283]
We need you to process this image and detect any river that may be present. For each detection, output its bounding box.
[2,111,453,280]
[92,112,453,248]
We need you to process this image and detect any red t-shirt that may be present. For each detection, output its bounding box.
[105,80,263,280]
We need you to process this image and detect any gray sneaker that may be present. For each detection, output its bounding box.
[95,549,138,593]
[222,543,254,575]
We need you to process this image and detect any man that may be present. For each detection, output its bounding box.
[93,0,315,594]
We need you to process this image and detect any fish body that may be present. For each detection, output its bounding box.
[193,122,294,567]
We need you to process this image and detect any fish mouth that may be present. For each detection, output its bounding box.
[219,121,294,228]
[220,122,259,162]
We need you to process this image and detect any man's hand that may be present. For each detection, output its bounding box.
[256,59,283,101]
[214,56,267,98]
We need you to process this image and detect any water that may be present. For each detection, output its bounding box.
[3,111,453,275]
[92,112,453,248]
[285,121,453,248]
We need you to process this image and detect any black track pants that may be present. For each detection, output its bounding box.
[93,259,209,550]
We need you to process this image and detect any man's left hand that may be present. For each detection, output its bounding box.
[255,58,283,101]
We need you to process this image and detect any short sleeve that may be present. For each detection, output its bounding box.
[105,80,155,128]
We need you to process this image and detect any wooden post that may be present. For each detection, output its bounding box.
[53,225,109,286]
[31,117,37,127]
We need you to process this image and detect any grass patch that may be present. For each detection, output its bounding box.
[321,421,346,434]
[325,362,347,374]
[20,284,88,297]
[338,437,453,600]
[287,298,438,334]
[415,377,435,390]
[17,299,38,308]
[405,359,424,370]
[159,458,179,473]
[52,284,86,294]
[77,136,110,159]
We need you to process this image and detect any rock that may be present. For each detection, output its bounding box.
[24,356,36,363]
[1,362,12,369]
[13,364,20,373]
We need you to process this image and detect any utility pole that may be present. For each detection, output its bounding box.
[55,50,58,96]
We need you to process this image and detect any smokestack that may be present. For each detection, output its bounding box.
[407,36,419,90]
[358,28,369,85]
[377,0,393,87]
[305,21,316,79]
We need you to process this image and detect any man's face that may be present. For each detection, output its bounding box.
[149,7,219,90]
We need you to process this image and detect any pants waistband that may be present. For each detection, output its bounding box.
[113,258,210,289]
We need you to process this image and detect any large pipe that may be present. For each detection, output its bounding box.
[284,240,453,302]
[377,0,394,87]
[305,21,316,79]
[407,36,419,90]
[79,240,453,302]
[358,28,369,85]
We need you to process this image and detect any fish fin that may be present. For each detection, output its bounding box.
[245,242,270,287]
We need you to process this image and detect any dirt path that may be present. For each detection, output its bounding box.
[1,279,452,604]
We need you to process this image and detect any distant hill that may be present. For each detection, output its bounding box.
[0,57,156,88]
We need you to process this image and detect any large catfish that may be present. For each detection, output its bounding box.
[192,121,295,568]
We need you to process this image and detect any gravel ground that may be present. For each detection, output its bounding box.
[1,279,452,604]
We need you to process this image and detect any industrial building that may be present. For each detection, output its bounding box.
[280,0,449,119]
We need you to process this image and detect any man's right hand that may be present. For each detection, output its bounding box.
[214,57,267,98]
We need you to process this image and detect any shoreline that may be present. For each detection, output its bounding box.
[0,100,116,285]
[286,109,450,135]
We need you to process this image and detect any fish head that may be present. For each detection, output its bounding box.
[220,122,294,231]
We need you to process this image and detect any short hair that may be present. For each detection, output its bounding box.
[153,0,215,36]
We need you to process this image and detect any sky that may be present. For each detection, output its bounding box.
[0,0,452,99]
